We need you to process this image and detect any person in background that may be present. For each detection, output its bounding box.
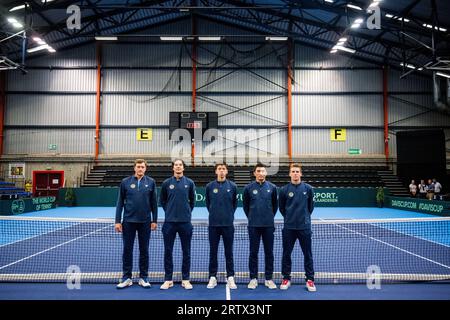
[24,180,32,194]
[418,180,427,199]
[426,179,435,201]
[409,180,417,198]
[433,178,442,200]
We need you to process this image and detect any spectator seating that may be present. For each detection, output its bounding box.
[82,165,387,188]
[0,181,32,200]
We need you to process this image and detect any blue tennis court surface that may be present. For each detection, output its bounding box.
[1,207,449,300]
[0,219,78,246]
[1,282,449,300]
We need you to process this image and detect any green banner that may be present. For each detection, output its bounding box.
[59,187,378,208]
[386,196,450,216]
[0,196,57,215]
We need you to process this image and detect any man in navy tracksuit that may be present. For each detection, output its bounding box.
[279,163,316,292]
[115,159,158,289]
[243,163,278,290]
[205,163,238,289]
[159,159,196,290]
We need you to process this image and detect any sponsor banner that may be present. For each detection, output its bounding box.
[58,187,378,207]
[0,196,57,215]
[387,196,450,216]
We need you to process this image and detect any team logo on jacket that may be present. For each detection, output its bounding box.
[145,185,148,187]
[185,185,188,188]
[130,184,136,189]
[303,192,307,195]
[169,184,175,189]
[252,190,258,195]
[213,188,219,193]
[227,189,230,192]
[288,192,294,197]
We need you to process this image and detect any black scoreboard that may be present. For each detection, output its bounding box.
[169,112,218,140]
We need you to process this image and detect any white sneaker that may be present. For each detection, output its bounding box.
[247,278,258,289]
[138,278,151,288]
[265,280,277,289]
[116,278,133,289]
[207,277,217,289]
[280,279,291,290]
[182,280,193,290]
[227,276,237,290]
[306,280,317,292]
[160,280,174,290]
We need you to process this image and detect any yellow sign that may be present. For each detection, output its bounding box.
[330,128,346,141]
[136,128,152,141]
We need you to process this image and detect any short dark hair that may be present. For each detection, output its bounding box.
[214,162,228,170]
[171,158,186,169]
[253,163,266,172]
[134,159,147,167]
[290,163,302,171]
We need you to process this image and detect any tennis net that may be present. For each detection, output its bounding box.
[1,216,449,284]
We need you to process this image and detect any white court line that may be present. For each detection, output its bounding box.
[0,221,82,248]
[0,224,113,271]
[226,283,231,300]
[365,220,450,249]
[319,218,450,271]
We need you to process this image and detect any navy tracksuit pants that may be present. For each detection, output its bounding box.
[208,226,235,278]
[122,221,151,279]
[248,226,275,280]
[281,228,314,281]
[162,222,193,281]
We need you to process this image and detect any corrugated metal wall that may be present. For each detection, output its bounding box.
[102,69,191,92]
[293,95,383,126]
[101,129,175,154]
[388,69,432,92]
[25,44,95,67]
[6,95,96,125]
[292,62,385,155]
[102,43,190,67]
[296,46,374,68]
[295,69,382,92]
[198,129,287,159]
[293,129,383,155]
[8,69,96,92]
[4,43,96,155]
[196,94,286,126]
[3,18,449,159]
[102,94,190,125]
[388,94,447,126]
[4,129,94,154]
[196,69,285,92]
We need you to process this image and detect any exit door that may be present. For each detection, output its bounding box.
[33,171,64,198]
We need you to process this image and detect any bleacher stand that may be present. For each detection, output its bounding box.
[0,181,32,200]
[83,165,387,189]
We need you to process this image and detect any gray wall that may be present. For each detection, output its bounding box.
[4,18,449,160]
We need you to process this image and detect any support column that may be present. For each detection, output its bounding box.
[0,72,5,156]
[192,40,197,112]
[287,39,293,161]
[383,66,389,163]
[94,43,102,161]
[191,13,197,166]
